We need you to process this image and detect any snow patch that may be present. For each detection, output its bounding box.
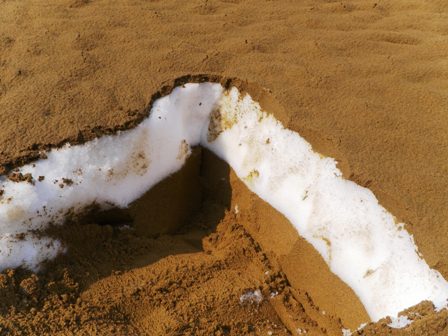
[0,83,447,323]
[387,315,413,329]
[341,329,352,336]
[239,289,263,305]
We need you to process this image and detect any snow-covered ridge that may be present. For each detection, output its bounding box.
[0,83,446,322]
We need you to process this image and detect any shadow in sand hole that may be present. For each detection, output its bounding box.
[35,148,232,291]
[93,147,232,239]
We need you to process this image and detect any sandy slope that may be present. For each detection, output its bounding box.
[1,0,448,334]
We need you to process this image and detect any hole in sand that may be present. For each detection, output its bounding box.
[0,81,447,332]
[44,147,369,331]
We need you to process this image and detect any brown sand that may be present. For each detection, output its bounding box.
[1,0,448,334]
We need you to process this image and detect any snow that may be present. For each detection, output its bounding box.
[341,329,352,336]
[387,315,413,329]
[240,289,263,305]
[0,82,447,322]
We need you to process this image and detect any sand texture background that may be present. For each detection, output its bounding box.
[1,0,448,335]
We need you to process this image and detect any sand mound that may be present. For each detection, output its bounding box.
[1,0,448,334]
[0,149,447,335]
[0,150,348,335]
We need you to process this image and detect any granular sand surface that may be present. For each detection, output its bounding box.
[1,0,448,334]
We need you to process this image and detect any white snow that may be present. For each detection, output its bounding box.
[240,289,263,305]
[0,82,447,323]
[341,322,368,335]
[341,329,352,336]
[387,315,413,329]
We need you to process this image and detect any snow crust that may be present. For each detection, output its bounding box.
[0,83,447,322]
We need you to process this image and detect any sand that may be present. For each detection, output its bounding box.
[1,0,448,334]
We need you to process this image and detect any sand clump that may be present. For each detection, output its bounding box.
[1,0,448,334]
